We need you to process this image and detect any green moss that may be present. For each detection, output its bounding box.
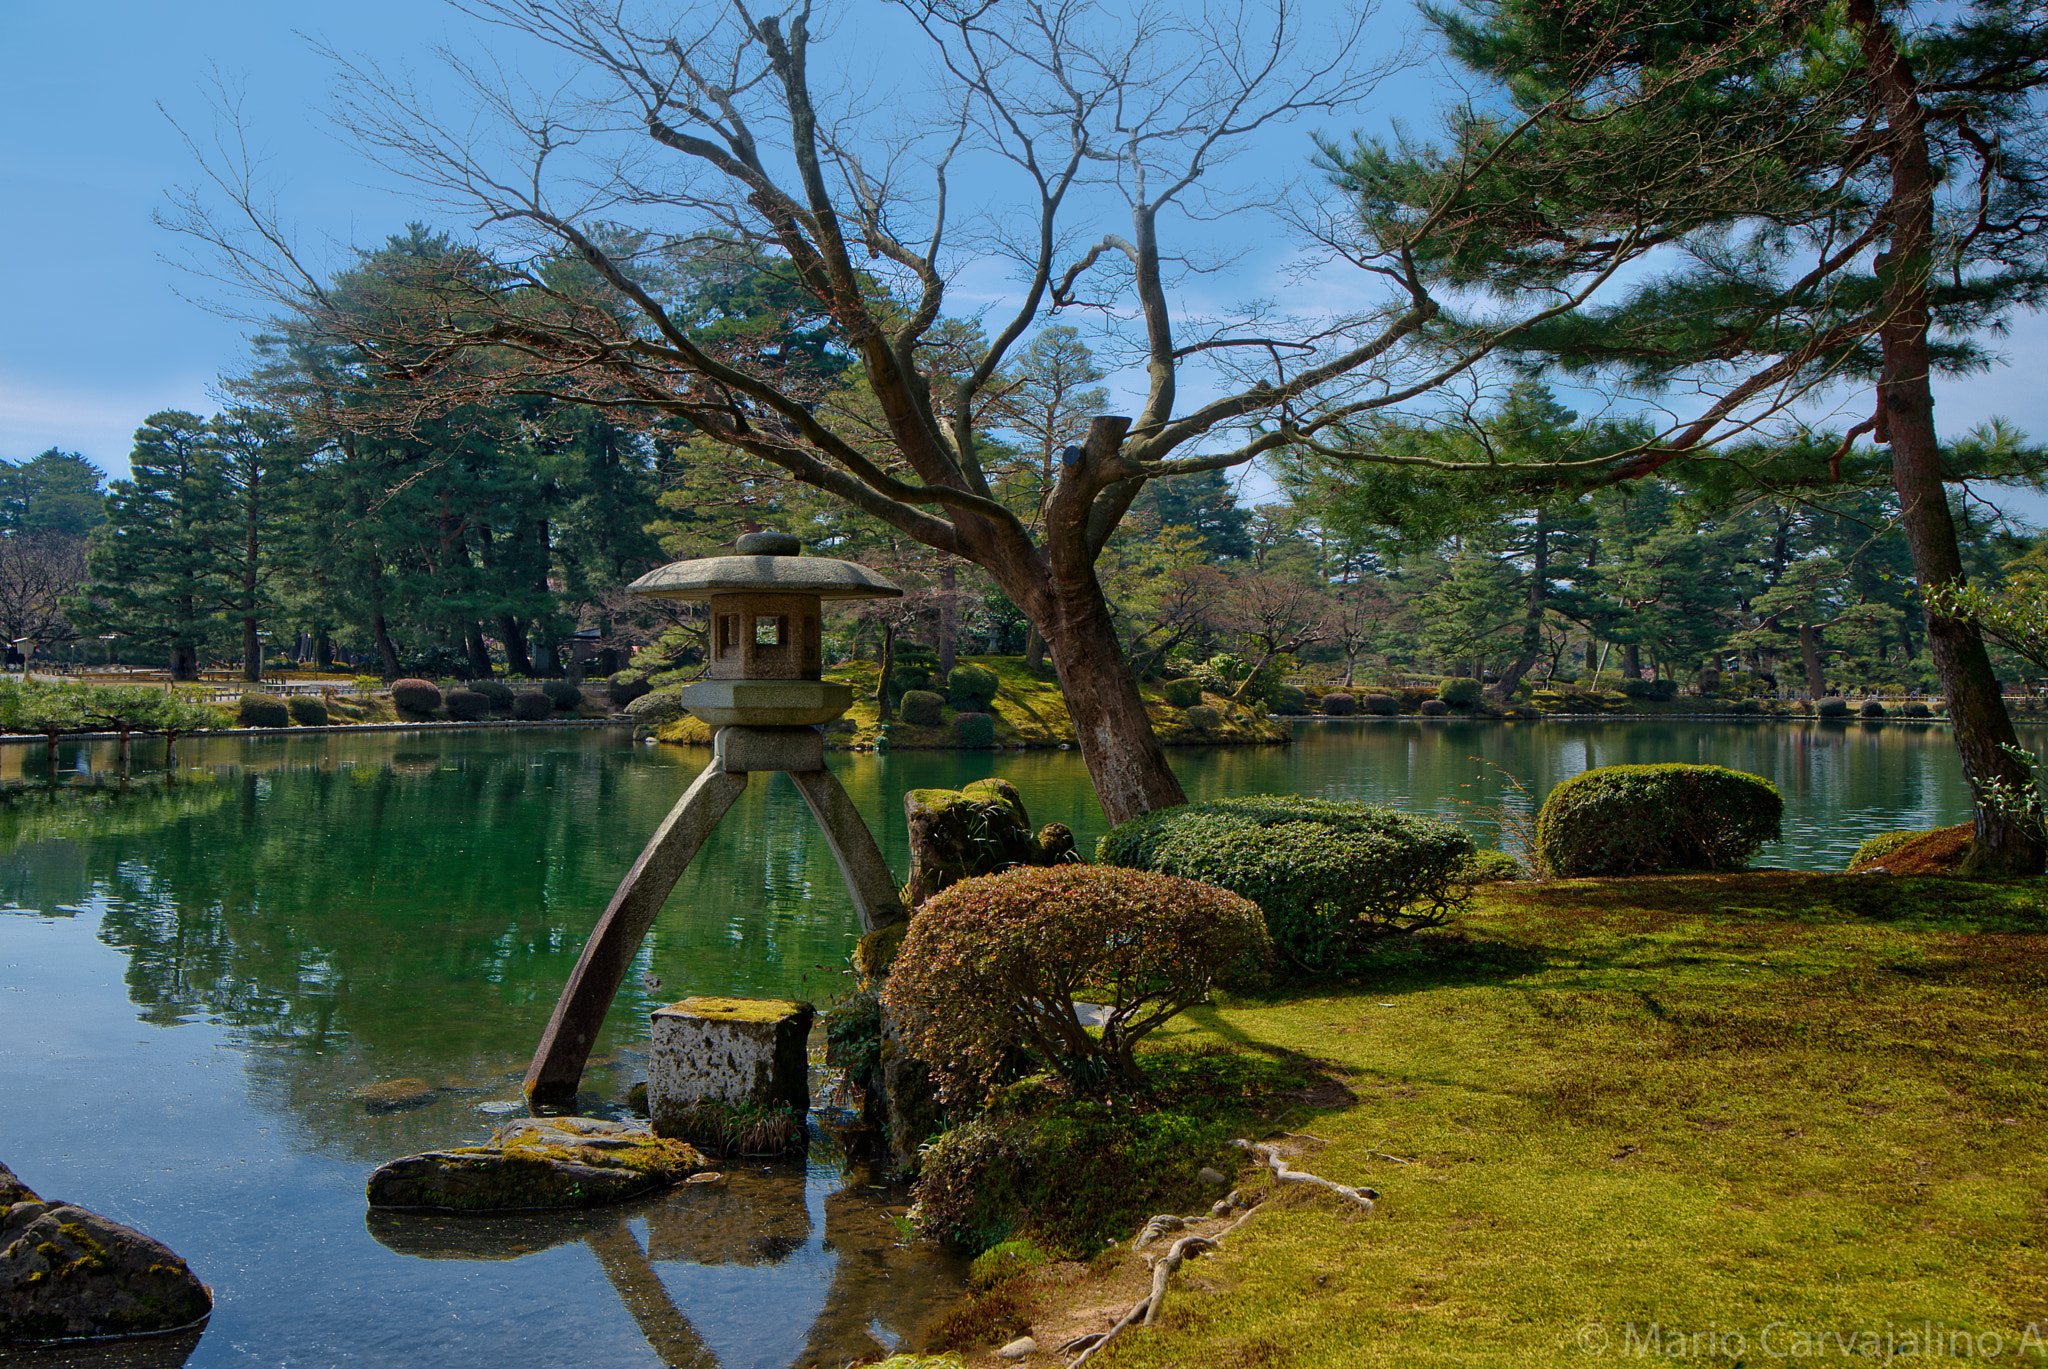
[672,995,810,1022]
[968,1237,1051,1292]
[854,921,909,980]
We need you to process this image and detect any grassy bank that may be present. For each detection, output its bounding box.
[958,872,2048,1366]
[653,656,1290,750]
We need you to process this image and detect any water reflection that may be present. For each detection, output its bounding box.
[366,1142,964,1368]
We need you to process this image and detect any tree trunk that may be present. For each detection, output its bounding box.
[464,623,494,679]
[1038,595,1186,825]
[500,614,534,677]
[1025,624,1046,673]
[1799,623,1826,697]
[875,622,896,721]
[1493,510,1548,699]
[171,642,198,682]
[1851,0,2044,873]
[314,627,333,670]
[938,563,958,678]
[242,616,260,683]
[370,609,401,681]
[1623,643,1642,680]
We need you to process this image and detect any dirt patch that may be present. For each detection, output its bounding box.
[1849,823,1972,875]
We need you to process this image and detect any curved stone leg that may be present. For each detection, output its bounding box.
[788,766,907,933]
[525,760,749,1109]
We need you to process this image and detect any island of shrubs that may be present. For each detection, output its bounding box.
[850,759,1787,1277]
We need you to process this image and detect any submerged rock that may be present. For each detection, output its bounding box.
[0,1159,212,1346]
[348,1078,439,1114]
[365,1116,707,1213]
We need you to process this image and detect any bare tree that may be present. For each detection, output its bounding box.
[0,535,87,657]
[166,0,1738,822]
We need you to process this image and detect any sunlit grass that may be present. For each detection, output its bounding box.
[1101,873,2048,1367]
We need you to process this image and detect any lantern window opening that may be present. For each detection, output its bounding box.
[754,616,789,649]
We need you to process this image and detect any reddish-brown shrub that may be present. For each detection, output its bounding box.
[880,865,1270,1101]
[391,678,442,713]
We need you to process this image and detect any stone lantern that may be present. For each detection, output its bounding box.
[524,531,907,1110]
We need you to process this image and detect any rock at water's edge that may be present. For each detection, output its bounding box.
[366,1116,706,1212]
[1,1159,212,1346]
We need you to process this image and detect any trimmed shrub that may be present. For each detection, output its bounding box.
[1320,692,1358,716]
[1158,677,1204,708]
[1270,683,1310,715]
[1363,693,1397,716]
[1097,796,1477,975]
[1817,698,1851,718]
[946,663,1000,710]
[1619,677,1676,701]
[1697,666,1722,695]
[390,678,442,714]
[541,678,583,710]
[1859,699,1887,719]
[907,1117,1034,1251]
[1438,677,1483,707]
[607,671,651,707]
[286,696,329,727]
[880,865,1271,1100]
[237,693,291,728]
[624,690,683,727]
[1848,830,1925,870]
[1418,698,1449,717]
[445,689,490,722]
[471,679,514,709]
[968,1238,1050,1293]
[1903,701,1933,718]
[900,689,945,727]
[511,691,554,721]
[1455,849,1525,883]
[1184,704,1221,732]
[953,711,997,748]
[1534,764,1782,877]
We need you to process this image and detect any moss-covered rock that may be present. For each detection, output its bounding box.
[903,778,1048,906]
[365,1116,706,1212]
[0,1160,213,1344]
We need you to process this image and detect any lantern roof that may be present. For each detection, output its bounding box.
[624,531,904,602]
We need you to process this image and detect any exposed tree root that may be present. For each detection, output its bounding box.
[1233,1138,1379,1212]
[1066,1139,1378,1364]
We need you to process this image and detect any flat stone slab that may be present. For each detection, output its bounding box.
[648,997,814,1137]
[366,1116,707,1213]
[1,1159,212,1345]
[677,680,852,727]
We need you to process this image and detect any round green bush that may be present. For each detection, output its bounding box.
[1903,701,1933,718]
[953,711,996,748]
[511,691,554,721]
[1269,683,1309,715]
[1455,849,1525,883]
[1184,704,1221,731]
[1418,698,1449,717]
[900,689,945,727]
[237,693,291,728]
[1534,764,1782,877]
[541,679,583,710]
[946,663,1000,710]
[445,688,490,722]
[1697,667,1722,695]
[1364,693,1397,716]
[968,1238,1050,1293]
[1158,678,1204,708]
[1859,699,1887,719]
[1320,692,1357,716]
[608,671,651,707]
[390,678,442,714]
[623,689,683,727]
[470,679,514,709]
[1097,796,1477,975]
[1817,698,1850,718]
[880,864,1271,1100]
[286,695,329,727]
[907,1117,1033,1251]
[1438,677,1483,707]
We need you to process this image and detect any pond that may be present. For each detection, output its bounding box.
[0,717,2021,1366]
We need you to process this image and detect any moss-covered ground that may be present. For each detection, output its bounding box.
[963,871,2048,1367]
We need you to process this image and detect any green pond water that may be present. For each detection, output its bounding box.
[0,717,2017,1366]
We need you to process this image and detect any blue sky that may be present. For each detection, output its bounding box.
[5,0,2046,524]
